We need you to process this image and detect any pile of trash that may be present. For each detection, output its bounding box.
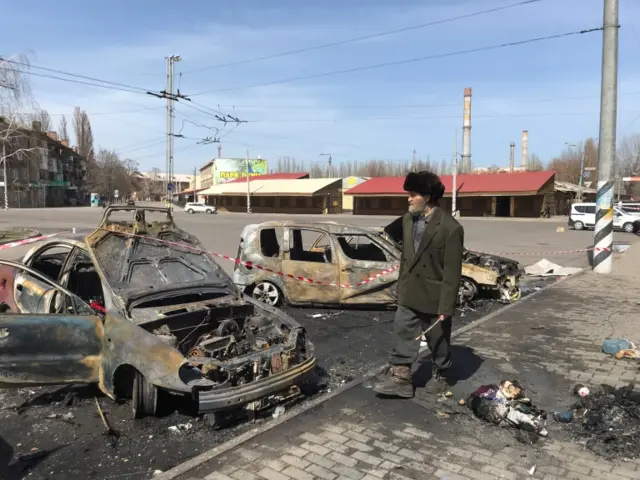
[602,338,640,361]
[558,383,640,459]
[466,380,548,444]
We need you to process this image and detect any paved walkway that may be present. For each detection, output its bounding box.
[164,247,640,480]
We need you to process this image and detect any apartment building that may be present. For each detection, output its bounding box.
[0,119,88,208]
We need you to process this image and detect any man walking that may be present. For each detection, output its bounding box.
[373,171,464,398]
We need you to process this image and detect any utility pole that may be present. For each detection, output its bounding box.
[246,149,251,214]
[412,149,417,172]
[577,150,585,201]
[2,143,7,210]
[319,153,333,177]
[165,54,181,208]
[452,129,458,217]
[593,0,619,274]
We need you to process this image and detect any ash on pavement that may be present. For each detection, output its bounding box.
[0,277,555,480]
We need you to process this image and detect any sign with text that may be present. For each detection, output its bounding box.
[214,158,268,184]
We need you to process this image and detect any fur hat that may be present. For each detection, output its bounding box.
[403,171,445,200]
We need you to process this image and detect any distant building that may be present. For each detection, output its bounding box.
[130,171,195,201]
[0,119,88,207]
[345,171,556,217]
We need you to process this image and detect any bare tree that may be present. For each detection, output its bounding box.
[29,109,52,132]
[527,153,544,171]
[59,115,69,142]
[73,107,94,160]
[0,53,41,209]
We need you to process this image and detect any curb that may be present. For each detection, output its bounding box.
[152,271,583,480]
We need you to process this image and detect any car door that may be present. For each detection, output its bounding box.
[280,228,340,305]
[0,260,103,388]
[613,209,623,229]
[335,234,399,306]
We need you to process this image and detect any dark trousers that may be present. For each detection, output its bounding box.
[390,305,452,371]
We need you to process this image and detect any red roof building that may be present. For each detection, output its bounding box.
[344,171,556,217]
[226,172,309,183]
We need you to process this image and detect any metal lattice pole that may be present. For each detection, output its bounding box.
[593,0,619,274]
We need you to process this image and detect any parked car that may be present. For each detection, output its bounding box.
[233,221,522,308]
[569,202,639,233]
[184,202,216,214]
[0,206,315,421]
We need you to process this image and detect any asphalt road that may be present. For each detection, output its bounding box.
[2,205,636,269]
[0,206,637,480]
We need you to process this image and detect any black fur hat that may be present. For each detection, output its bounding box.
[403,171,445,200]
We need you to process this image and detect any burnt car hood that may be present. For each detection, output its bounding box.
[85,206,237,303]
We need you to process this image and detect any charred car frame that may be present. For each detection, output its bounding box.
[0,206,315,420]
[234,221,522,308]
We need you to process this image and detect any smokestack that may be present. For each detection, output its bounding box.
[521,130,528,168]
[461,88,472,171]
[217,144,222,158]
[509,142,515,173]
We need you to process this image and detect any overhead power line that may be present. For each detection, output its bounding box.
[2,58,152,94]
[182,0,545,74]
[210,91,640,111]
[191,27,603,95]
[243,110,617,124]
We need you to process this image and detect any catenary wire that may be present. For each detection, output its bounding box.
[1,57,152,93]
[190,27,603,95]
[182,0,545,73]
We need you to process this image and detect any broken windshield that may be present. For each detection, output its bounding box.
[91,230,234,292]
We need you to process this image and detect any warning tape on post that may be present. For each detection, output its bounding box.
[0,233,62,251]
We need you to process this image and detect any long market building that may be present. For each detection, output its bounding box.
[344,170,556,217]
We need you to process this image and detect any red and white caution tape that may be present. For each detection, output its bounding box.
[0,233,62,251]
[467,246,612,256]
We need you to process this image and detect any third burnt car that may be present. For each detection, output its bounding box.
[234,220,523,308]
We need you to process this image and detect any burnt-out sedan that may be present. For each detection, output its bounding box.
[234,221,522,308]
[0,206,315,421]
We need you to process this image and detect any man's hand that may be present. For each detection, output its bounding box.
[438,314,449,322]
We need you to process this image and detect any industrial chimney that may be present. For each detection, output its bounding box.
[509,142,515,173]
[461,88,472,172]
[521,130,528,168]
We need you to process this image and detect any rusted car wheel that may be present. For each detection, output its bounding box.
[251,281,282,306]
[459,277,478,303]
[132,370,159,419]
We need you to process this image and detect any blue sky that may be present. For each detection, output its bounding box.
[4,0,640,174]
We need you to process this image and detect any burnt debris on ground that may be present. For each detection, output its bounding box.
[0,277,555,480]
[561,383,640,460]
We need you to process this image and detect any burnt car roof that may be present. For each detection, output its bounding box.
[245,221,382,236]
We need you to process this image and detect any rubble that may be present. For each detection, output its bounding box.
[562,383,640,459]
[466,380,548,443]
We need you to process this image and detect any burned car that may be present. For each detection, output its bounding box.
[0,206,315,421]
[234,220,522,308]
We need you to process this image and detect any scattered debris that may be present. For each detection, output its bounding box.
[45,412,76,424]
[603,338,640,360]
[528,465,536,475]
[436,410,450,419]
[563,383,640,459]
[94,397,116,436]
[553,410,573,423]
[466,380,548,442]
[168,423,192,433]
[458,399,465,406]
[308,311,343,319]
[272,405,286,419]
[153,470,163,477]
[524,259,582,277]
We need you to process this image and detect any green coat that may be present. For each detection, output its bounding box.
[394,207,464,316]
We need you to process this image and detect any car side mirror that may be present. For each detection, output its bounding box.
[282,230,290,253]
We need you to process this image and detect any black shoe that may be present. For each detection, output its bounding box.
[424,366,449,395]
[372,365,414,398]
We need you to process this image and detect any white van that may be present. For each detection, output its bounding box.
[569,202,639,233]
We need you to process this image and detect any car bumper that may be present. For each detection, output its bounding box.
[196,356,316,413]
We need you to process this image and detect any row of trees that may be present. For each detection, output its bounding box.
[1,54,144,202]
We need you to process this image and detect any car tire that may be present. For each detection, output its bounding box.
[188,209,194,214]
[132,370,158,419]
[573,220,585,231]
[458,277,478,303]
[206,209,212,214]
[251,281,282,306]
[623,222,635,233]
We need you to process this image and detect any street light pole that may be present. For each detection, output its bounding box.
[246,149,251,214]
[578,150,585,201]
[452,129,458,217]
